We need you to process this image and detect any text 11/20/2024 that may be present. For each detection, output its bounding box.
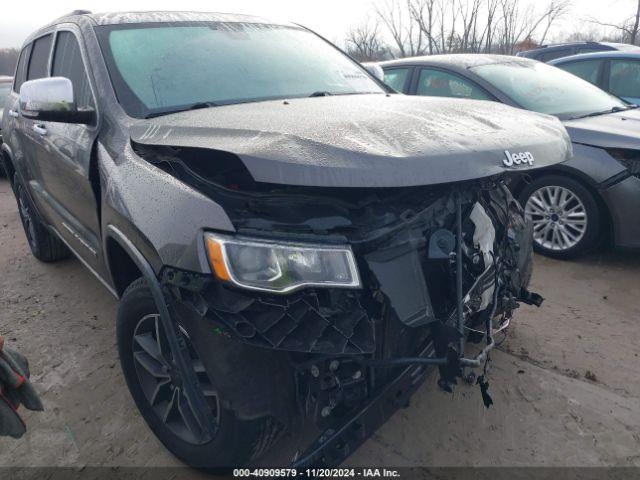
[233,468,401,478]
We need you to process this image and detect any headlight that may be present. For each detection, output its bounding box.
[204,233,361,293]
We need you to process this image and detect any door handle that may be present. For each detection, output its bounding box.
[8,109,19,118]
[33,124,47,136]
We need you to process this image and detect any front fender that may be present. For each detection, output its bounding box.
[566,143,627,186]
[99,142,235,275]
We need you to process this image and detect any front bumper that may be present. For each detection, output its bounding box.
[601,175,640,249]
[161,180,537,466]
[292,339,437,467]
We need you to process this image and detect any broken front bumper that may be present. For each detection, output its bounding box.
[161,180,541,466]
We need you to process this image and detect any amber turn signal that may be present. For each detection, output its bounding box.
[205,236,231,281]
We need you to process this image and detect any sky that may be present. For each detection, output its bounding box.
[0,0,637,49]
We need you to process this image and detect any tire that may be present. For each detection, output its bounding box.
[116,278,276,468]
[518,175,601,259]
[13,173,70,263]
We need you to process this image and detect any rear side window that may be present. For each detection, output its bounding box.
[383,68,410,92]
[577,47,606,54]
[27,34,53,80]
[416,68,491,100]
[538,48,573,62]
[609,60,640,99]
[557,59,603,85]
[52,31,95,110]
[13,44,31,92]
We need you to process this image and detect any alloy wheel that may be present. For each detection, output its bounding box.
[132,314,219,445]
[524,185,588,252]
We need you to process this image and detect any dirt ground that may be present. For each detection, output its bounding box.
[1,175,639,469]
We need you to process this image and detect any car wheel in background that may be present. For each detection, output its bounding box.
[13,173,70,262]
[519,175,601,259]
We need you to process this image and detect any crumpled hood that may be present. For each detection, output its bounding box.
[564,108,640,151]
[130,94,571,187]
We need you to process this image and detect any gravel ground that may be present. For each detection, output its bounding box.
[1,176,639,469]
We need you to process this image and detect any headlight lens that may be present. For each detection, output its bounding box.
[204,233,361,293]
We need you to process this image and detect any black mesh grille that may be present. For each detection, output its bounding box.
[204,284,375,354]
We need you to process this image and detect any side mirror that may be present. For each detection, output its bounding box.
[19,77,94,124]
[362,62,385,82]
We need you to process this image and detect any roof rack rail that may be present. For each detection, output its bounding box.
[70,9,92,15]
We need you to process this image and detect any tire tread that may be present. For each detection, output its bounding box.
[13,173,70,263]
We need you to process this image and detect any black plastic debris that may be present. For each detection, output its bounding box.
[476,374,494,408]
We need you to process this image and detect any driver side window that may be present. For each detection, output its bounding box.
[51,31,95,111]
[383,68,410,93]
[416,68,491,100]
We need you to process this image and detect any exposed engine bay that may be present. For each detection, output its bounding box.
[140,143,543,466]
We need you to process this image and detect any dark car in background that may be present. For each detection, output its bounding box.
[1,11,571,468]
[550,51,640,105]
[379,55,640,258]
[0,76,13,176]
[517,41,638,63]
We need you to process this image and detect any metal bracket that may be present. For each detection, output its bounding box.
[357,192,499,374]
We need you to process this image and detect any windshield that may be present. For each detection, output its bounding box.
[96,22,384,118]
[472,61,628,119]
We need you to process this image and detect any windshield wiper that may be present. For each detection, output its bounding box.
[307,91,385,98]
[308,91,334,97]
[145,101,219,119]
[569,105,629,120]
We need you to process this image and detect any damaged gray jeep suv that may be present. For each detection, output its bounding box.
[1,11,572,467]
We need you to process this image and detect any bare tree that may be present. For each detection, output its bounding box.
[376,0,425,57]
[587,0,640,45]
[563,24,604,42]
[408,0,439,54]
[346,19,388,61]
[537,0,572,45]
[458,0,483,52]
[372,0,570,57]
[497,0,570,54]
[483,0,500,52]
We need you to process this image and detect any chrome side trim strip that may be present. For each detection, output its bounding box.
[51,227,118,298]
[62,221,98,257]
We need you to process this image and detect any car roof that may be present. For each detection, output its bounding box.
[25,10,291,43]
[603,42,640,50]
[84,11,284,26]
[0,76,13,83]
[379,53,535,69]
[550,50,640,64]
[520,41,632,53]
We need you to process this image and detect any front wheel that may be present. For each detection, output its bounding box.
[116,278,278,467]
[519,175,601,259]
